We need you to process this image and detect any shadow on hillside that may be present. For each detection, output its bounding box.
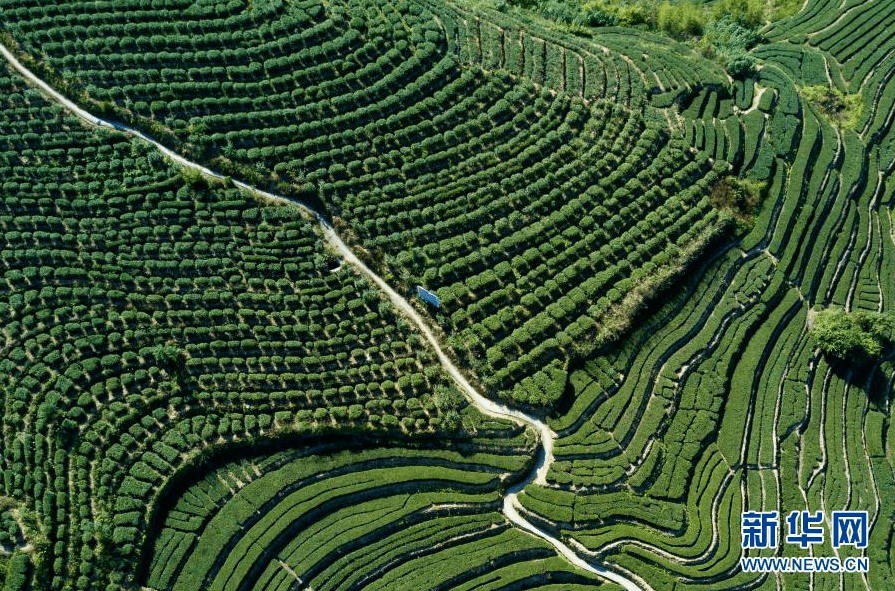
[827,353,895,413]
[549,232,740,420]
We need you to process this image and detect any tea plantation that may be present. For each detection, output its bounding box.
[0,0,893,590]
[0,0,734,406]
[0,58,529,589]
[144,443,615,591]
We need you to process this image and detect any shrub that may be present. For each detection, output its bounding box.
[800,85,864,129]
[3,553,31,591]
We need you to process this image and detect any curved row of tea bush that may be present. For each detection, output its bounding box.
[145,444,618,591]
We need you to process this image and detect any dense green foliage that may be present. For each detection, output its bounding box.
[811,309,895,361]
[657,1,705,38]
[501,0,768,79]
[1,553,30,591]
[514,0,768,33]
[708,176,764,226]
[701,16,761,77]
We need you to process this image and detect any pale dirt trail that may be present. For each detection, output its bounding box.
[1,41,649,591]
[323,221,648,591]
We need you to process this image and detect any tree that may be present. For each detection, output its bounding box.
[713,0,764,28]
[702,15,761,77]
[658,1,705,38]
[811,309,895,362]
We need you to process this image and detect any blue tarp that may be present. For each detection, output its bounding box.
[416,286,440,307]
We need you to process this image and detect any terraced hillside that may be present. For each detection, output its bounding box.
[506,1,895,591]
[0,60,546,590]
[0,0,894,590]
[0,0,735,406]
[143,443,616,591]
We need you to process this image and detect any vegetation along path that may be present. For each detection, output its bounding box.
[0,40,649,591]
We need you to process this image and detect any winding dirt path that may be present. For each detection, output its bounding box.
[0,41,649,591]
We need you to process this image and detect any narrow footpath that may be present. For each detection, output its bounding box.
[0,41,650,591]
